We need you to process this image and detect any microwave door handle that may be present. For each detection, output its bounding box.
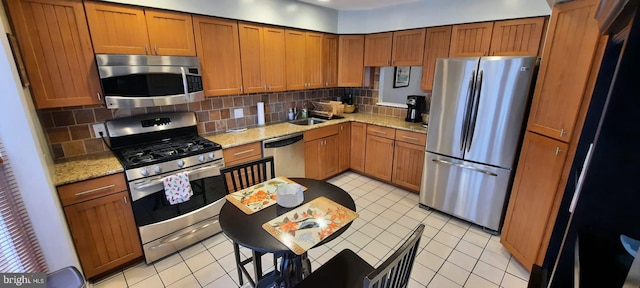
[181,67,188,95]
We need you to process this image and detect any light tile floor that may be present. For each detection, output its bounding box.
[90,172,530,288]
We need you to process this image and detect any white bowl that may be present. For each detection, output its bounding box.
[276,183,304,208]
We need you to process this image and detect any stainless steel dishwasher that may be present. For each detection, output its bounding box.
[263,133,305,178]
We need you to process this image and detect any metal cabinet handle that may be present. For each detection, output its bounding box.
[123,196,127,204]
[432,159,498,176]
[325,82,328,87]
[154,44,158,55]
[402,136,419,141]
[97,93,101,101]
[233,149,254,156]
[75,184,116,196]
[555,147,562,155]
[240,86,243,93]
[560,129,566,137]
[371,130,387,135]
[145,44,149,54]
[264,85,267,91]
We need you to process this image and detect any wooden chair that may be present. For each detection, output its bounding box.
[293,224,425,288]
[220,156,278,287]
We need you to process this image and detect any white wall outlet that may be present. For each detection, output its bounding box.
[234,108,244,118]
[92,123,106,138]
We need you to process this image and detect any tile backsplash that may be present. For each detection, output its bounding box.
[40,89,343,159]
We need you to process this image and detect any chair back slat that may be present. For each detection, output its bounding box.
[363,224,425,288]
[220,156,276,193]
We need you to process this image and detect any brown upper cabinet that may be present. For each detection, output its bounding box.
[84,1,196,56]
[193,16,242,96]
[338,35,365,87]
[5,0,103,109]
[489,17,546,56]
[421,26,452,91]
[323,34,339,88]
[449,22,494,57]
[285,30,324,90]
[364,29,426,66]
[364,32,393,66]
[238,23,286,93]
[450,17,546,57]
[527,11,600,142]
[391,28,426,66]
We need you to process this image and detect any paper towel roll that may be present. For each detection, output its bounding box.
[257,102,265,126]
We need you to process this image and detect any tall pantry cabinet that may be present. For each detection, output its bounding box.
[501,0,606,271]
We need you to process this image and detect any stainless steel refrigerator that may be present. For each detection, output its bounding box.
[419,56,536,233]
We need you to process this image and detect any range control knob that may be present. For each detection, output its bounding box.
[198,155,205,162]
[154,166,162,173]
[140,168,149,176]
[208,152,214,160]
[177,160,185,167]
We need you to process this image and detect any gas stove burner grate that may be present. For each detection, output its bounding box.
[114,135,221,168]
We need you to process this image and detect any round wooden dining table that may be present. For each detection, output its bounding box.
[219,178,356,288]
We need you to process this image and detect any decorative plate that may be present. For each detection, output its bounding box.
[262,196,358,255]
[225,176,306,214]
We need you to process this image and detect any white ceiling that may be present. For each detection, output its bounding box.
[297,0,423,10]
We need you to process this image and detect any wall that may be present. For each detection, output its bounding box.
[0,7,80,272]
[379,66,424,105]
[101,0,339,33]
[338,0,551,33]
[44,89,342,159]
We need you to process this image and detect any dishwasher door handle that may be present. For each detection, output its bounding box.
[263,133,304,148]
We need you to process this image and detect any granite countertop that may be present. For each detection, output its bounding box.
[53,113,427,186]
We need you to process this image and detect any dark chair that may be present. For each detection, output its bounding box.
[293,224,425,288]
[46,266,85,288]
[220,156,278,287]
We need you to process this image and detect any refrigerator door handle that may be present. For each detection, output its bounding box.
[466,69,483,152]
[432,158,498,176]
[461,70,476,151]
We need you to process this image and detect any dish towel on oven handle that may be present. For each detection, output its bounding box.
[163,172,193,205]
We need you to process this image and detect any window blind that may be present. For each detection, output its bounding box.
[0,137,46,272]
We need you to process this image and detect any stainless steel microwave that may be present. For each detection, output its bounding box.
[96,54,204,109]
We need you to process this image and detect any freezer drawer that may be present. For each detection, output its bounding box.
[420,152,512,232]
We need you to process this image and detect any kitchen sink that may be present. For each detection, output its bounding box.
[290,118,327,125]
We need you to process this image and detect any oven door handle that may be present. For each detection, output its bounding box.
[132,164,223,192]
[149,216,219,250]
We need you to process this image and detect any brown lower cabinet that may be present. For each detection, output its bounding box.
[364,125,396,182]
[57,173,141,279]
[305,125,340,180]
[350,122,367,172]
[337,123,351,172]
[392,130,427,192]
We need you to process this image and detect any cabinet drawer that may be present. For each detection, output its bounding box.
[304,125,339,142]
[367,125,395,139]
[395,130,427,146]
[223,142,262,164]
[58,173,127,206]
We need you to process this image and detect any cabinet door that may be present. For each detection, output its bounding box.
[84,1,149,55]
[392,28,426,66]
[145,9,196,56]
[527,1,601,142]
[338,123,351,173]
[449,22,494,57]
[321,135,340,179]
[338,35,365,87]
[194,16,242,96]
[421,26,451,91]
[350,122,367,172]
[364,135,394,181]
[64,191,142,278]
[392,141,425,192]
[7,0,102,108]
[263,27,287,92]
[501,132,568,270]
[304,139,320,180]
[305,32,324,89]
[238,23,266,93]
[489,17,545,56]
[323,34,339,88]
[285,29,306,90]
[364,32,393,66]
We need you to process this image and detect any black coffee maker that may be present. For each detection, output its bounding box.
[405,95,426,122]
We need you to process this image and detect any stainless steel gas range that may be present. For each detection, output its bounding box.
[106,112,226,264]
